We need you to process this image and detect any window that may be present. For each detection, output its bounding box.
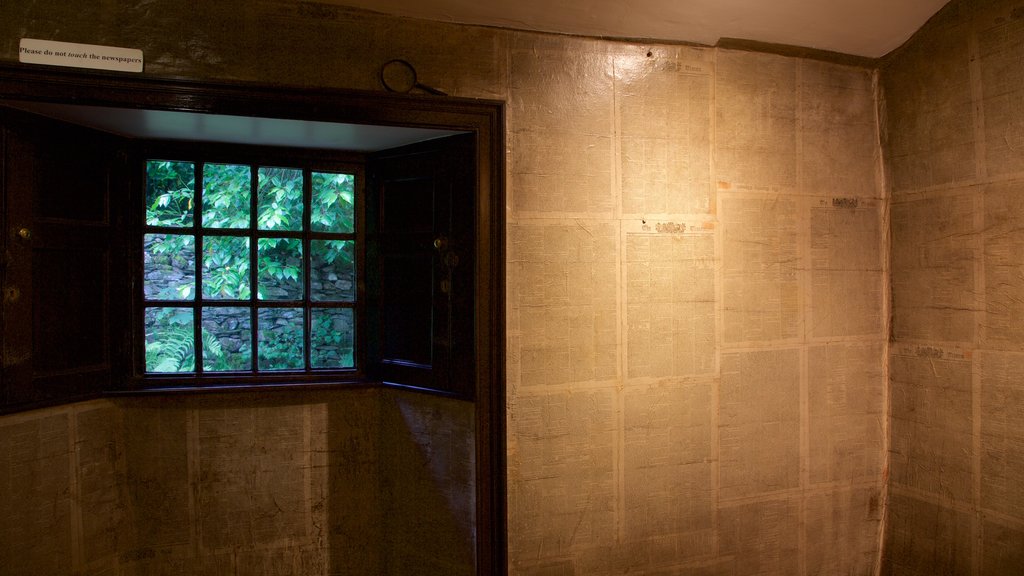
[134,134,476,393]
[141,153,361,378]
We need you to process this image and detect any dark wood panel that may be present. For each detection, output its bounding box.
[1,107,123,407]
[380,253,434,367]
[368,133,475,398]
[32,245,107,373]
[33,130,109,222]
[381,177,436,234]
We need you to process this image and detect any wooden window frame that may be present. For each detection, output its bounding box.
[135,142,368,387]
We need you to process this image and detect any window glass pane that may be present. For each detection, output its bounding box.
[142,156,362,379]
[145,307,195,373]
[311,308,354,369]
[258,308,304,370]
[311,172,354,233]
[203,163,251,228]
[203,236,250,299]
[146,160,194,227]
[257,167,303,231]
[310,240,355,302]
[202,307,252,371]
[144,233,195,300]
[257,238,304,300]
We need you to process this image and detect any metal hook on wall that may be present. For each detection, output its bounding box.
[380,59,447,96]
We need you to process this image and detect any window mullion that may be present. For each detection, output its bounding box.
[303,168,312,372]
[249,164,260,373]
[194,160,205,376]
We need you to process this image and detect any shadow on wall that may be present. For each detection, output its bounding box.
[380,391,476,574]
[328,388,476,576]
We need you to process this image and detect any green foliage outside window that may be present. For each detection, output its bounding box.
[145,307,195,372]
[203,163,251,228]
[202,236,250,299]
[258,167,304,231]
[312,172,355,232]
[144,159,356,374]
[146,160,194,227]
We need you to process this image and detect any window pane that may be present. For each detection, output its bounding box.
[311,308,354,369]
[202,236,250,299]
[146,160,194,227]
[311,172,354,232]
[202,307,252,371]
[310,240,355,302]
[144,233,195,300]
[203,163,251,228]
[145,307,195,373]
[258,308,304,370]
[258,238,303,300]
[257,167,303,231]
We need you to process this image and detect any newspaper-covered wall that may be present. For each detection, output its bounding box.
[883,0,1024,572]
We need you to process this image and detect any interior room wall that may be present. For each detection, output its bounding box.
[880,0,1024,573]
[504,39,886,576]
[1,1,888,574]
[0,389,475,575]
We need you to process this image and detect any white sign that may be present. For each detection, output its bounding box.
[19,38,143,73]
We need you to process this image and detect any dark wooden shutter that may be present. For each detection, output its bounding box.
[1,107,127,410]
[366,133,475,398]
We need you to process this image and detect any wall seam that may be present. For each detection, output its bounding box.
[872,61,893,576]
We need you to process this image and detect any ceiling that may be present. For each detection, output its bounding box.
[328,0,950,58]
[6,101,462,152]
